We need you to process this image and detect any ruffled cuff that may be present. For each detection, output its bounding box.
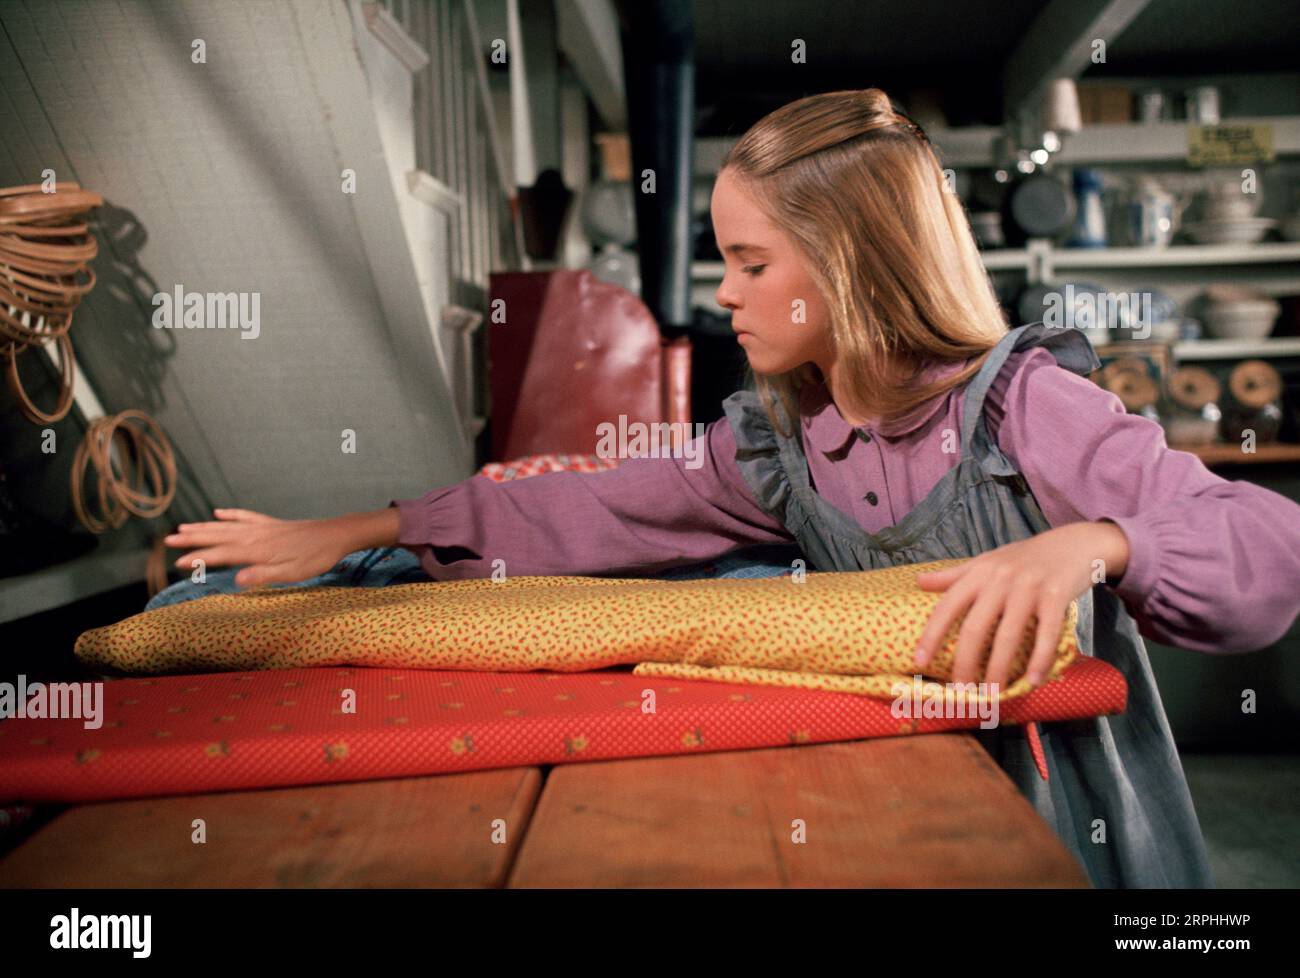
[388,497,434,549]
[1100,512,1164,609]
[387,484,484,578]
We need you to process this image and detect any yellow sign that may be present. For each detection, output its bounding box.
[1187,124,1275,166]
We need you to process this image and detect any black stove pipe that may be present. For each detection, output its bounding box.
[618,0,695,335]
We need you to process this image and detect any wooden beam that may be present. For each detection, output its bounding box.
[1003,0,1152,129]
[555,0,626,131]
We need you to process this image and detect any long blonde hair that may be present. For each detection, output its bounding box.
[719,88,1009,438]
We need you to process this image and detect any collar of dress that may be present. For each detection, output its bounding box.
[799,359,971,454]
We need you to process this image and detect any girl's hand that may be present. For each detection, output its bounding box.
[910,521,1131,690]
[163,508,358,588]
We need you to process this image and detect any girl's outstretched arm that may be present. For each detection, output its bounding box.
[389,416,794,580]
[165,417,793,587]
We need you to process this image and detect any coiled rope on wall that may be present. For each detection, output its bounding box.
[69,410,177,532]
[0,182,99,424]
[2,182,178,596]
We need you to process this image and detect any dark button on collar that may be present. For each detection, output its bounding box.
[865,491,878,505]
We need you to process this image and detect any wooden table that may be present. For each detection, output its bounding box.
[0,733,1089,887]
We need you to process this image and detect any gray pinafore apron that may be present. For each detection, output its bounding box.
[722,321,1215,889]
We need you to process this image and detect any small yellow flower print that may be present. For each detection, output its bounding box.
[789,730,811,744]
[564,734,588,755]
[681,728,704,748]
[75,749,101,765]
[204,741,230,758]
[323,742,349,763]
[449,733,476,755]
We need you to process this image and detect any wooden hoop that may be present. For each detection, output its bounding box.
[4,330,75,424]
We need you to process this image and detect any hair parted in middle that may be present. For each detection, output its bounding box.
[720,88,1010,439]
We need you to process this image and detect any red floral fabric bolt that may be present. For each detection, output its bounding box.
[0,661,1124,804]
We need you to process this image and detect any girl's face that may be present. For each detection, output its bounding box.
[710,167,834,376]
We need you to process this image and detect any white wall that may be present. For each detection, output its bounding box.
[0,0,471,522]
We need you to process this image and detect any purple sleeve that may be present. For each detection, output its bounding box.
[388,416,794,580]
[986,348,1300,653]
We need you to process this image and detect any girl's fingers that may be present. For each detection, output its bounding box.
[174,546,268,571]
[214,508,276,523]
[164,522,239,547]
[173,547,228,570]
[913,562,968,590]
[234,563,296,588]
[1025,599,1070,686]
[914,573,978,668]
[984,585,1037,689]
[232,565,264,587]
[951,578,1007,684]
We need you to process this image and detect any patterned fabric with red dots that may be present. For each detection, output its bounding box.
[476,452,621,481]
[74,558,1080,707]
[0,660,1125,804]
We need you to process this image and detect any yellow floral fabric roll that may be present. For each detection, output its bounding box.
[75,557,1078,704]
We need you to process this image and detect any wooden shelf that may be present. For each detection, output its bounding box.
[1170,442,1300,466]
[698,118,1300,173]
[1173,337,1300,360]
[979,249,1032,270]
[697,242,1300,286]
[1051,242,1300,268]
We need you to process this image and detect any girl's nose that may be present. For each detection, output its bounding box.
[715,277,741,311]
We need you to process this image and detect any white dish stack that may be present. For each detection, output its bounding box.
[1185,178,1277,245]
[1201,284,1281,340]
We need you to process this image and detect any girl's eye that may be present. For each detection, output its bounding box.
[742,264,766,276]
